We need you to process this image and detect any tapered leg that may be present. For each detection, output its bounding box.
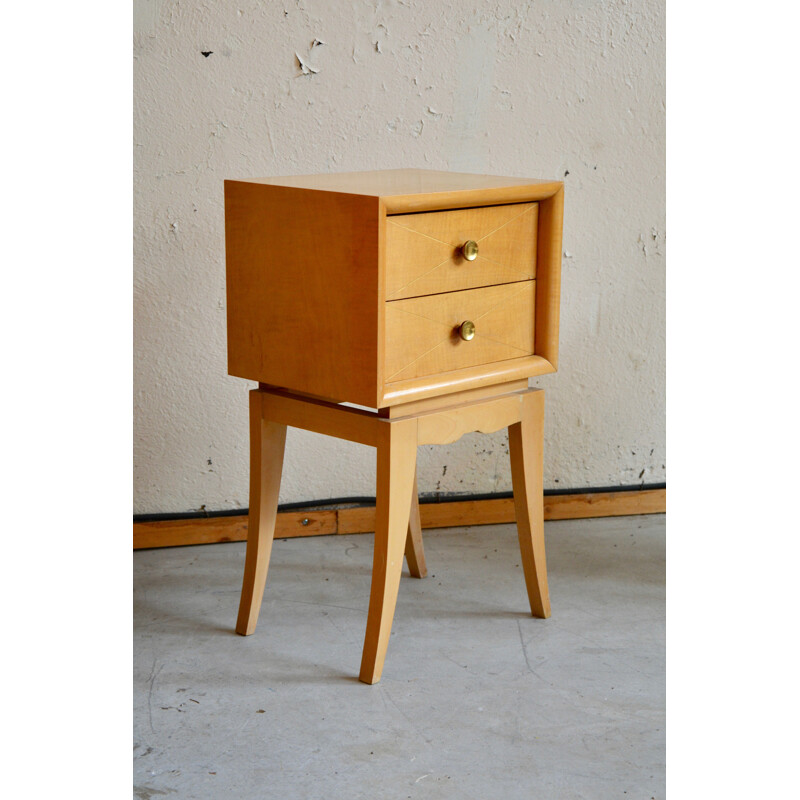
[508,390,551,618]
[236,390,287,636]
[404,468,427,578]
[359,419,418,684]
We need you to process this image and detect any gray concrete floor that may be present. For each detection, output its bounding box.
[134,515,665,799]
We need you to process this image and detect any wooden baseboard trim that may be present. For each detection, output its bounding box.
[133,488,665,550]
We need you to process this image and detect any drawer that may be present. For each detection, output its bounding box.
[385,202,538,301]
[384,281,535,382]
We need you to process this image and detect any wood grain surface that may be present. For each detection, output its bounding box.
[385,203,538,300]
[134,489,666,549]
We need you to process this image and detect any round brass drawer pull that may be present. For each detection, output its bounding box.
[459,320,476,341]
[462,240,479,261]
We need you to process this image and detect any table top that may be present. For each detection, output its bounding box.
[227,169,562,214]
[229,168,559,198]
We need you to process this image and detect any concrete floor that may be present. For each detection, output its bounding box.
[134,514,665,799]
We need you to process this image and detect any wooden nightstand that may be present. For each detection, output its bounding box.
[225,169,564,683]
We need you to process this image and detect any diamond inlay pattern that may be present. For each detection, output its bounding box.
[385,281,535,382]
[385,202,539,300]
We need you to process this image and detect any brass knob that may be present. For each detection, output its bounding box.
[462,240,479,261]
[459,320,476,341]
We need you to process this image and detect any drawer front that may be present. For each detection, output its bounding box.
[384,281,535,383]
[385,202,538,301]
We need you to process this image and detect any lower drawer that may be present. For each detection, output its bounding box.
[384,281,535,383]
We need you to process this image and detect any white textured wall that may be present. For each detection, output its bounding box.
[133,0,665,514]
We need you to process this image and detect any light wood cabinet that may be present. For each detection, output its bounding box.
[225,169,564,683]
[224,169,563,410]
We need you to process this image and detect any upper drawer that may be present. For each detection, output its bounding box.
[385,202,538,301]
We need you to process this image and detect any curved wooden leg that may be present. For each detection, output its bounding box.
[508,390,551,619]
[236,390,287,636]
[404,468,427,578]
[359,419,418,684]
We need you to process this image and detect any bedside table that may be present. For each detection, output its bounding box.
[225,169,564,683]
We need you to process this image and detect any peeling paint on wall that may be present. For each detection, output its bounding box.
[133,0,666,514]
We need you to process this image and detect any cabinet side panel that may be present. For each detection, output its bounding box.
[225,182,379,406]
[534,185,563,369]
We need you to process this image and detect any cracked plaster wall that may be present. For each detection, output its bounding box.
[133,0,665,514]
